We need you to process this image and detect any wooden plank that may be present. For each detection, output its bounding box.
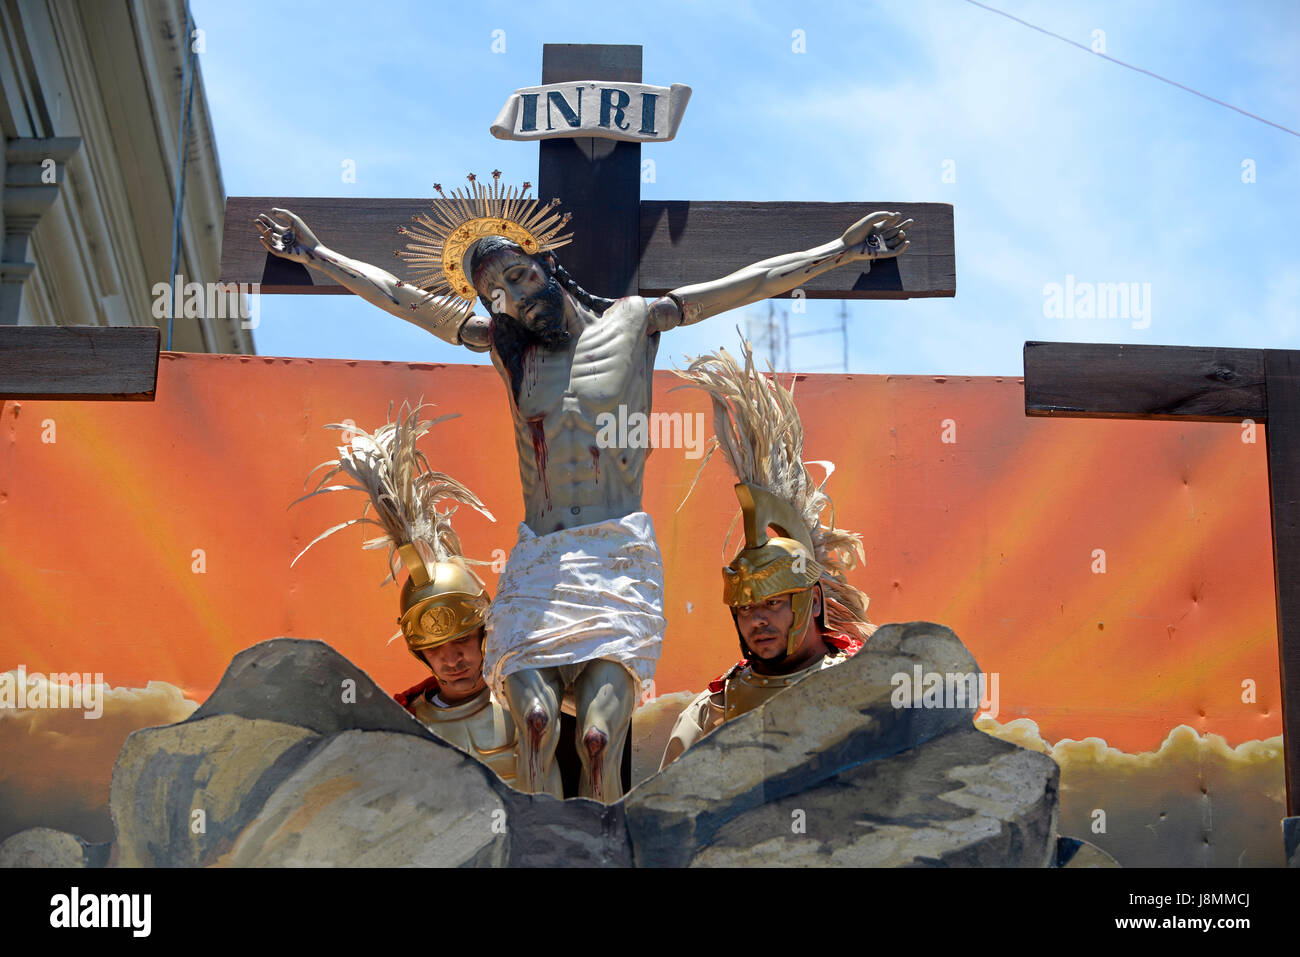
[0,326,159,400]
[1265,349,1300,815]
[639,200,955,300]
[221,196,419,294]
[1023,341,1267,422]
[539,43,642,300]
[222,197,956,299]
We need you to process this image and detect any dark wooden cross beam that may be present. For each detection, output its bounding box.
[0,326,160,401]
[1025,340,1300,816]
[218,44,955,303]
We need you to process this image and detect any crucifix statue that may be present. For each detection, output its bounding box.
[254,179,911,802]
[224,44,954,801]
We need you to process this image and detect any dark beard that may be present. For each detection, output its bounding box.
[518,276,569,349]
[490,274,570,403]
[748,643,788,665]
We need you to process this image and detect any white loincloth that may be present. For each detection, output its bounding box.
[484,511,665,701]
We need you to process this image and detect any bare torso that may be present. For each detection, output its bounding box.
[492,296,659,533]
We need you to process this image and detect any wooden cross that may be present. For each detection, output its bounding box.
[218,44,955,307]
[1024,340,1300,816]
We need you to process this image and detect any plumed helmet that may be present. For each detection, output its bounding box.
[723,483,823,656]
[292,401,497,674]
[675,343,875,655]
[396,544,489,658]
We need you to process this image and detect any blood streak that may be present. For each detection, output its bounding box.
[584,727,608,803]
[589,445,600,484]
[526,707,547,788]
[523,344,539,395]
[527,415,551,511]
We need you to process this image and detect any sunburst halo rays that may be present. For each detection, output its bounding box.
[395,174,574,315]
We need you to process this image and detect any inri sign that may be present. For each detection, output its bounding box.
[490,81,692,143]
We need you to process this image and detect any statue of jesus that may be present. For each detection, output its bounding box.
[256,172,910,801]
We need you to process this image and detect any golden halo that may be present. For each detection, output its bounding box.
[395,172,573,331]
[443,220,542,299]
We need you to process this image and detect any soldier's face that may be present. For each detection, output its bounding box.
[735,594,797,660]
[420,627,487,703]
[472,248,568,346]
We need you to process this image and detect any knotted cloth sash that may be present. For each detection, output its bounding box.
[484,511,665,700]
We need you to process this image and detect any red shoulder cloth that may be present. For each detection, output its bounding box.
[706,633,864,694]
[394,675,440,713]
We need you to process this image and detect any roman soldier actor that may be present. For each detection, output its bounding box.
[388,541,517,785]
[292,402,517,784]
[661,344,875,768]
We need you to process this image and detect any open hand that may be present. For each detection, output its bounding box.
[840,211,912,261]
[255,208,322,264]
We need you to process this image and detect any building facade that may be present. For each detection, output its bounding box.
[1,0,253,353]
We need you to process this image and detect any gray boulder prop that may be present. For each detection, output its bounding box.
[189,637,433,737]
[218,731,509,867]
[110,714,320,867]
[623,621,1045,865]
[687,726,1058,867]
[0,827,111,868]
[108,638,628,867]
[56,625,1061,866]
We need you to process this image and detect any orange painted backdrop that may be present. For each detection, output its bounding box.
[0,353,1281,752]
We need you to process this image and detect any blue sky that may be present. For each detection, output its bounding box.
[192,0,1298,375]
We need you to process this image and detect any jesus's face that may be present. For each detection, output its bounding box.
[470,242,569,348]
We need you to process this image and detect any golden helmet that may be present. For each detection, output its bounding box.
[723,483,824,657]
[396,542,489,664]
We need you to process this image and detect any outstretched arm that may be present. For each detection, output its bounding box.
[255,208,491,351]
[652,211,911,331]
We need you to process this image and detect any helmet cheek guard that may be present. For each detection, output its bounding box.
[786,586,816,656]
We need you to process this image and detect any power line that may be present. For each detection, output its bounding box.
[962,0,1299,138]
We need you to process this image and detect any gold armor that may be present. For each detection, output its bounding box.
[659,649,851,769]
[407,686,517,784]
[723,483,823,656]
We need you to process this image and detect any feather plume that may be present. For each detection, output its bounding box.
[673,341,874,640]
[290,400,496,591]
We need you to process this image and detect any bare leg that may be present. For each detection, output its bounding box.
[573,659,636,803]
[504,666,564,798]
